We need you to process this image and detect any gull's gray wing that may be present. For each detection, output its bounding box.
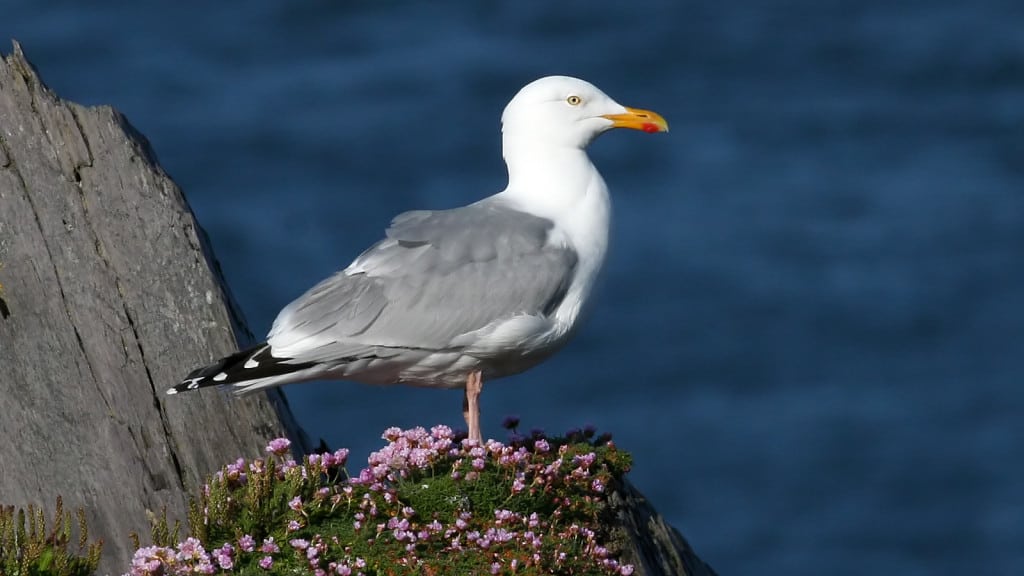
[266,199,578,362]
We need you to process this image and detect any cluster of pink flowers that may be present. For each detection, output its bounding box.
[286,535,367,575]
[215,438,350,489]
[339,425,632,574]
[127,536,273,575]
[126,532,366,576]
[126,424,633,575]
[352,425,458,487]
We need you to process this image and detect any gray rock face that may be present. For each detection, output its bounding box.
[0,41,310,574]
[611,478,719,576]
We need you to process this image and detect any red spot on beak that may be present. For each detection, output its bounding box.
[641,123,660,134]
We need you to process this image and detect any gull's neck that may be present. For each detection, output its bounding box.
[497,139,611,328]
[499,141,610,229]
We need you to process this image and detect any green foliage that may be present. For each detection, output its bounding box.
[133,428,635,575]
[0,496,103,576]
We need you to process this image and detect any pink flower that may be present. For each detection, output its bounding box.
[280,458,299,474]
[129,545,175,575]
[212,543,234,570]
[494,509,515,523]
[176,537,206,561]
[222,458,248,485]
[331,448,350,467]
[431,424,454,439]
[259,555,274,570]
[512,476,526,493]
[308,453,323,469]
[238,534,256,552]
[266,437,291,455]
[260,537,280,553]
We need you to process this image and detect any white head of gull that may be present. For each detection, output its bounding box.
[169,76,668,443]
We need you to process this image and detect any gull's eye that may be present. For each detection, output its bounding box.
[566,95,582,106]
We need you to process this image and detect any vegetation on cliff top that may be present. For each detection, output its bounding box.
[129,421,635,575]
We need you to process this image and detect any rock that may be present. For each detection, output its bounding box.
[0,40,311,574]
[611,478,719,576]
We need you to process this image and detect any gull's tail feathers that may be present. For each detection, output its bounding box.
[168,342,319,396]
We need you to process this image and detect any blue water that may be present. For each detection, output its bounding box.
[5,2,1023,574]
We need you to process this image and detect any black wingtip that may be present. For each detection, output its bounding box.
[169,342,315,394]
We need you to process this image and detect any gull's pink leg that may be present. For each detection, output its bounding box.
[463,370,484,443]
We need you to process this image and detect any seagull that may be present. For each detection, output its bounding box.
[169,76,668,443]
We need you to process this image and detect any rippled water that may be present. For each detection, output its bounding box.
[5,2,1023,574]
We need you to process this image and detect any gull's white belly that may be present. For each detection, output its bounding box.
[394,312,575,388]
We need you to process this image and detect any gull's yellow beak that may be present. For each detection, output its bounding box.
[602,107,669,133]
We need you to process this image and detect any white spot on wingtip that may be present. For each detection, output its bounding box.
[166,388,178,395]
[213,372,228,382]
[178,377,204,391]
[244,358,259,369]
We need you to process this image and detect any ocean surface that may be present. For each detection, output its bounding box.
[5,2,1022,574]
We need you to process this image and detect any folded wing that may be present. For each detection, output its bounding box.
[266,198,579,364]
